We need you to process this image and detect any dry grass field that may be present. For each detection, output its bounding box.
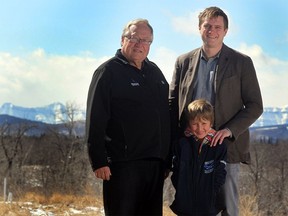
[0,192,176,216]
[0,192,260,216]
[0,193,103,216]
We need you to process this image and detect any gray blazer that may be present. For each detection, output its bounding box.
[169,44,263,163]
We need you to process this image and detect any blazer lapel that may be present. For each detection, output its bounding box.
[215,45,229,93]
[180,49,201,115]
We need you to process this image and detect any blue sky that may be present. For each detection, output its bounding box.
[0,0,287,108]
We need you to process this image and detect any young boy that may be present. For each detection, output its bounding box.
[170,99,227,216]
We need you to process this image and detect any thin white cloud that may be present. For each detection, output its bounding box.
[0,49,110,108]
[171,11,200,35]
[150,46,178,83]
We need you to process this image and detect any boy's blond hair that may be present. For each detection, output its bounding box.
[186,99,214,125]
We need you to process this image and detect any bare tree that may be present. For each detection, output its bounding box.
[242,141,288,215]
[48,101,87,191]
[0,121,35,178]
[271,142,288,214]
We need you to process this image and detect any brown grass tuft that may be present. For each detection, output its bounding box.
[21,192,47,204]
[0,202,30,216]
[240,194,263,216]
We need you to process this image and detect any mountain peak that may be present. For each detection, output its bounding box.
[0,102,85,124]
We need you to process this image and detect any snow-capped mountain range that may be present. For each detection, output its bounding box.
[0,102,288,127]
[253,106,288,127]
[0,102,85,124]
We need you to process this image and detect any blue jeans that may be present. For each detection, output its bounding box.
[217,163,240,216]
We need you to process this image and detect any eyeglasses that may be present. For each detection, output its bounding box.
[125,36,152,45]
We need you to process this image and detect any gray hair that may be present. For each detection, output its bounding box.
[121,18,153,39]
